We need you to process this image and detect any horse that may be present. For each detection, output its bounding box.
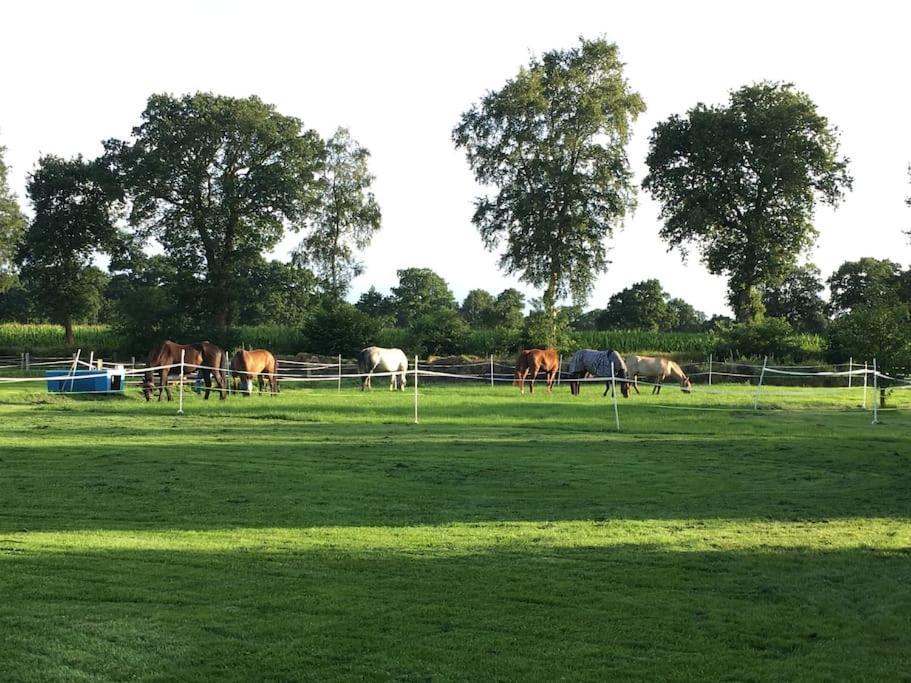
[357,346,408,391]
[142,340,227,401]
[625,355,692,395]
[566,349,630,398]
[230,349,279,396]
[515,348,560,394]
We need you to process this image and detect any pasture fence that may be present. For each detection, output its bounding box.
[1,350,909,428]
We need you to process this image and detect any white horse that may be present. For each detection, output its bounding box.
[357,346,408,391]
[625,355,692,394]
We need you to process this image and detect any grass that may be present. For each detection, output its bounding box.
[0,379,909,680]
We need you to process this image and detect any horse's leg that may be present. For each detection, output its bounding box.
[517,368,528,394]
[529,363,539,394]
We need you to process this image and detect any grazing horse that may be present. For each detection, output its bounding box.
[357,346,408,391]
[230,349,279,396]
[142,340,227,401]
[625,355,692,395]
[515,348,560,394]
[567,349,630,398]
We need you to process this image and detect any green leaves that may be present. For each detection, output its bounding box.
[644,82,852,322]
[454,37,645,314]
[0,144,26,291]
[296,127,381,298]
[108,93,325,331]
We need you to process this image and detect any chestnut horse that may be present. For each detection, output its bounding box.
[142,340,227,401]
[230,349,279,395]
[515,348,560,394]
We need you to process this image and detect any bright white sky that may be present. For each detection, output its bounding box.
[3,0,910,316]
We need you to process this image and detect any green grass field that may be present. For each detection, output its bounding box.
[1,379,909,680]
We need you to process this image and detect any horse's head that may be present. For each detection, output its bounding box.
[619,374,630,398]
[680,375,692,393]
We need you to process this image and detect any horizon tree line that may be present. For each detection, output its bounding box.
[0,36,908,365]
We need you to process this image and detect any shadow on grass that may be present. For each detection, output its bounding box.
[1,544,908,680]
[2,421,909,531]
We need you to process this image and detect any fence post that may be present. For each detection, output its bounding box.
[413,355,419,424]
[848,357,853,389]
[610,362,620,432]
[20,352,24,370]
[871,359,878,425]
[753,356,768,410]
[557,355,562,386]
[338,354,342,393]
[863,361,868,410]
[131,356,135,371]
[708,353,713,386]
[66,349,81,393]
[25,351,30,371]
[177,349,185,415]
[489,355,494,389]
[88,351,94,371]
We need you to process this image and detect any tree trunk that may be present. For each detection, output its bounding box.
[63,316,75,348]
[544,272,558,346]
[732,283,763,323]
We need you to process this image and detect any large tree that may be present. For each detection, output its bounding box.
[643,82,852,322]
[18,155,121,346]
[296,127,381,298]
[107,93,324,333]
[0,143,27,292]
[453,37,645,342]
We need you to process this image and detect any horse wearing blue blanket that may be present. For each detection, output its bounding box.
[567,349,630,398]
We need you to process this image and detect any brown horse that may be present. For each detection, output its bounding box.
[230,349,279,395]
[515,348,560,394]
[142,340,227,401]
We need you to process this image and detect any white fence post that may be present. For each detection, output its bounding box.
[490,354,494,389]
[338,354,342,393]
[177,349,185,415]
[413,355,419,424]
[25,351,30,371]
[753,356,768,410]
[610,362,620,432]
[88,351,94,371]
[863,361,869,410]
[708,353,713,386]
[871,358,878,425]
[20,352,24,370]
[66,349,81,393]
[848,357,853,389]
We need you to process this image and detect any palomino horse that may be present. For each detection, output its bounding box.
[515,348,560,394]
[566,349,630,398]
[357,346,408,391]
[142,340,227,401]
[625,355,692,394]
[230,349,279,395]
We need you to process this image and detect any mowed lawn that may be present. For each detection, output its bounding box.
[0,380,909,680]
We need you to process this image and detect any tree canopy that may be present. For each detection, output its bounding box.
[107,92,324,332]
[391,267,456,327]
[18,155,121,345]
[761,264,828,333]
[827,257,907,316]
[296,127,381,298]
[453,37,645,341]
[0,144,26,292]
[643,81,852,322]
